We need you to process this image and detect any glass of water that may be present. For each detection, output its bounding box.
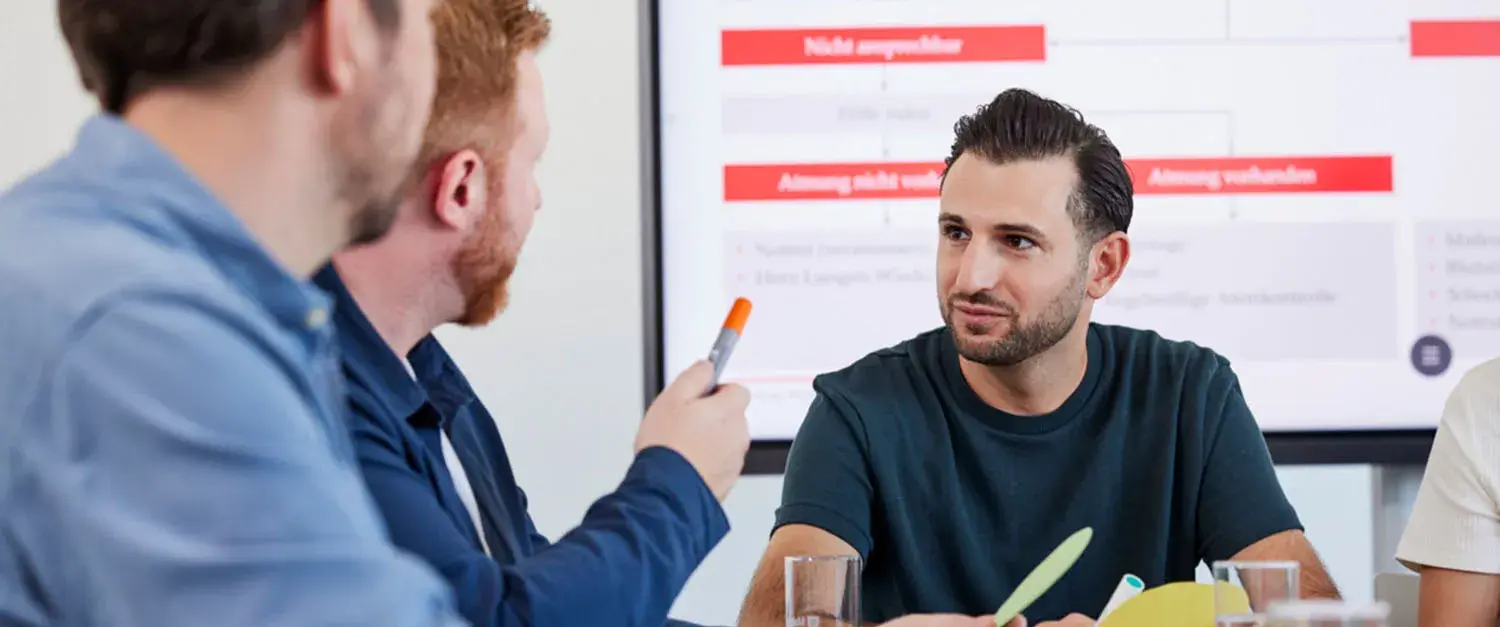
[1265,599,1389,627]
[785,555,860,627]
[1213,560,1300,626]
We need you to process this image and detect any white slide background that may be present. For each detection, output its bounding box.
[657,0,1500,440]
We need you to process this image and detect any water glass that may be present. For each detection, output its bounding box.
[1265,600,1389,627]
[785,555,861,627]
[1213,560,1300,626]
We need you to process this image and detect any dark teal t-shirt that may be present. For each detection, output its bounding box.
[775,323,1302,624]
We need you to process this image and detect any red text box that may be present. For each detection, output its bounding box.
[1411,20,1500,57]
[721,26,1046,66]
[724,162,946,201]
[1128,156,1394,195]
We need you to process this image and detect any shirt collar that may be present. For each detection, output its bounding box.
[72,115,332,336]
[314,264,479,428]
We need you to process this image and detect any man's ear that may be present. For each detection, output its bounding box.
[307,0,355,95]
[432,149,488,231]
[308,0,384,96]
[1085,232,1130,299]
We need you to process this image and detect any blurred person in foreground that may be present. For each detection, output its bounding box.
[1396,356,1500,627]
[314,1,751,625]
[0,0,469,625]
[738,89,1340,627]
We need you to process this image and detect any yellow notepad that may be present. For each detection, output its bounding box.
[1098,581,1250,627]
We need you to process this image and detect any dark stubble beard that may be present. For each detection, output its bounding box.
[340,47,418,248]
[346,168,412,247]
[942,254,1090,367]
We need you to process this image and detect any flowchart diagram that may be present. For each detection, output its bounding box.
[655,0,1500,437]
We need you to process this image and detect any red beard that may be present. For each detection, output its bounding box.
[451,203,516,327]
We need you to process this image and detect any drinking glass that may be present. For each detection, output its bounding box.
[1265,600,1390,627]
[785,555,860,627]
[1213,560,1300,626]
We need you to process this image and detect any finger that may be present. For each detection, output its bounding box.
[696,381,751,416]
[716,382,752,410]
[1062,613,1094,626]
[1006,615,1028,627]
[659,360,715,402]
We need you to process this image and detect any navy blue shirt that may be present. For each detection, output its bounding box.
[315,265,729,627]
[776,324,1302,624]
[0,116,462,626]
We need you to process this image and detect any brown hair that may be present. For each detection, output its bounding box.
[944,88,1133,243]
[57,0,402,114]
[419,0,551,167]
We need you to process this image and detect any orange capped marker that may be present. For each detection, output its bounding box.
[705,297,752,395]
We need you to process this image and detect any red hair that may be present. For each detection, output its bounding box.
[420,0,551,166]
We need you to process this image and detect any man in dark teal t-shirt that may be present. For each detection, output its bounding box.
[738,89,1341,627]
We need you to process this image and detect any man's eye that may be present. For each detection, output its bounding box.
[941,225,969,241]
[1005,235,1036,250]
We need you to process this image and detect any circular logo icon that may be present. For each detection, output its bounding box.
[1410,335,1452,377]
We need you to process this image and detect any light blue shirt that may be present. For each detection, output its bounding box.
[0,116,467,626]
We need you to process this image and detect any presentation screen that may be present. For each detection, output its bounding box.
[653,0,1500,445]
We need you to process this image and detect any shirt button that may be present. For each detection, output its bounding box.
[305,307,329,329]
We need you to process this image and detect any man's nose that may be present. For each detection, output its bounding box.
[956,242,1003,293]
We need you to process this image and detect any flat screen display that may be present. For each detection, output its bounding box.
[654,0,1500,441]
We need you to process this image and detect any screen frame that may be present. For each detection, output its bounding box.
[637,0,1436,473]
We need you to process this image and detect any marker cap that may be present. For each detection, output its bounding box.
[722,297,752,334]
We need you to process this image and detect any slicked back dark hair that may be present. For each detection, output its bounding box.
[943,88,1133,243]
[57,0,402,114]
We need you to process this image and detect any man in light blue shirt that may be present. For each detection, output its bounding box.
[0,1,465,625]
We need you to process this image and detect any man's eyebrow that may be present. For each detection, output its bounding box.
[993,222,1046,239]
[939,214,1050,242]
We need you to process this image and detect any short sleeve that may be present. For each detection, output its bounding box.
[17,292,462,626]
[1195,374,1305,563]
[1396,362,1500,575]
[774,390,876,558]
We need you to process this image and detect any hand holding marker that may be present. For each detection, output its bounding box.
[633,297,753,503]
[705,297,752,395]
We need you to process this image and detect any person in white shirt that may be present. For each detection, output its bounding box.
[1396,356,1500,626]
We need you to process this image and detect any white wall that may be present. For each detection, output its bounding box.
[0,2,1410,626]
[0,2,96,188]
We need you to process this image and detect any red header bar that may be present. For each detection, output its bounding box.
[724,162,944,201]
[1411,20,1500,57]
[721,26,1046,66]
[726,156,1393,201]
[1128,156,1393,195]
